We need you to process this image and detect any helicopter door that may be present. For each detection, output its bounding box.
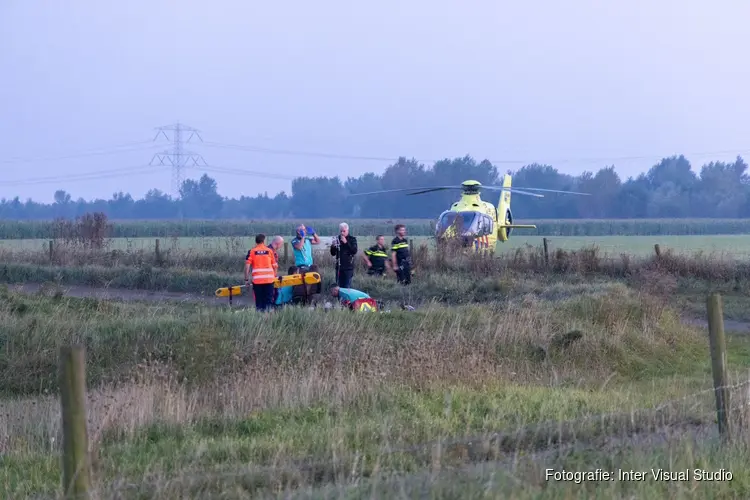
[474,214,493,236]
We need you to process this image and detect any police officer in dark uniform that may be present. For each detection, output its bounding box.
[363,235,389,276]
[391,224,411,285]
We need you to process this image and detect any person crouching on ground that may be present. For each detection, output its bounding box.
[329,284,370,306]
[330,222,357,288]
[273,283,294,309]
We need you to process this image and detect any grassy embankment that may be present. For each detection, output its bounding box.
[3,280,750,498]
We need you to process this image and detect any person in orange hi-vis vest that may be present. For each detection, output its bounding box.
[244,233,278,311]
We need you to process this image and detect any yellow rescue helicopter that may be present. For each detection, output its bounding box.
[348,173,589,253]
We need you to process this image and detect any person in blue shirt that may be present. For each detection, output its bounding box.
[291,224,320,268]
[329,285,370,303]
[273,285,294,307]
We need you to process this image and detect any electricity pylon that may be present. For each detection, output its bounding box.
[150,122,208,196]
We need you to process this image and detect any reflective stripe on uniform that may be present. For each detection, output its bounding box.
[391,243,408,250]
[247,245,278,284]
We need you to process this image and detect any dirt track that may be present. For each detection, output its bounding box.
[6,283,750,333]
[6,283,238,307]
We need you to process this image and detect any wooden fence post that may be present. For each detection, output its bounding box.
[284,242,290,265]
[707,293,730,440]
[59,345,91,498]
[155,238,160,260]
[542,238,550,266]
[49,240,54,262]
[654,244,661,257]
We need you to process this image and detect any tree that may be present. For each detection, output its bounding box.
[576,166,621,218]
[3,153,750,219]
[179,174,224,218]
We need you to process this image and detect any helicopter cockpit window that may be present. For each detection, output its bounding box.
[436,211,478,236]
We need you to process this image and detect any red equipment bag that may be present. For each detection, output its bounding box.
[350,297,378,312]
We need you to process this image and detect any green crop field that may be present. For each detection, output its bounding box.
[4,234,750,258]
[3,217,750,239]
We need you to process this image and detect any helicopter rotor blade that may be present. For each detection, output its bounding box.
[346,184,590,197]
[406,187,461,195]
[503,189,544,198]
[477,186,544,197]
[346,186,460,197]
[481,186,590,196]
[513,187,591,195]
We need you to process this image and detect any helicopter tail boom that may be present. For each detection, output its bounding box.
[496,174,513,241]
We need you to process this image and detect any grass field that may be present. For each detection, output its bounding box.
[2,283,750,498]
[4,234,750,258]
[5,220,750,497]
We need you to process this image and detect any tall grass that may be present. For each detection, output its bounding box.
[3,285,750,497]
[3,217,750,239]
[0,240,749,304]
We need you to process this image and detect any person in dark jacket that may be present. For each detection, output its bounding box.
[363,235,389,276]
[329,222,357,288]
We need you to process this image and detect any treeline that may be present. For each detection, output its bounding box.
[2,154,750,220]
[2,218,750,240]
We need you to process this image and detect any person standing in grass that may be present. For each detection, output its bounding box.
[391,224,412,285]
[270,235,284,267]
[244,233,278,311]
[391,224,414,309]
[291,224,320,270]
[330,222,358,288]
[363,235,389,276]
[291,225,322,297]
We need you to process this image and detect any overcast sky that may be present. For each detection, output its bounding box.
[2,0,749,203]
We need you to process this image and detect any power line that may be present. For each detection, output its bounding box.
[0,141,159,164]
[202,139,750,166]
[0,165,169,186]
[150,123,208,196]
[6,147,749,188]
[2,131,748,170]
[0,163,301,188]
[4,125,750,192]
[197,164,297,181]
[202,141,401,162]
